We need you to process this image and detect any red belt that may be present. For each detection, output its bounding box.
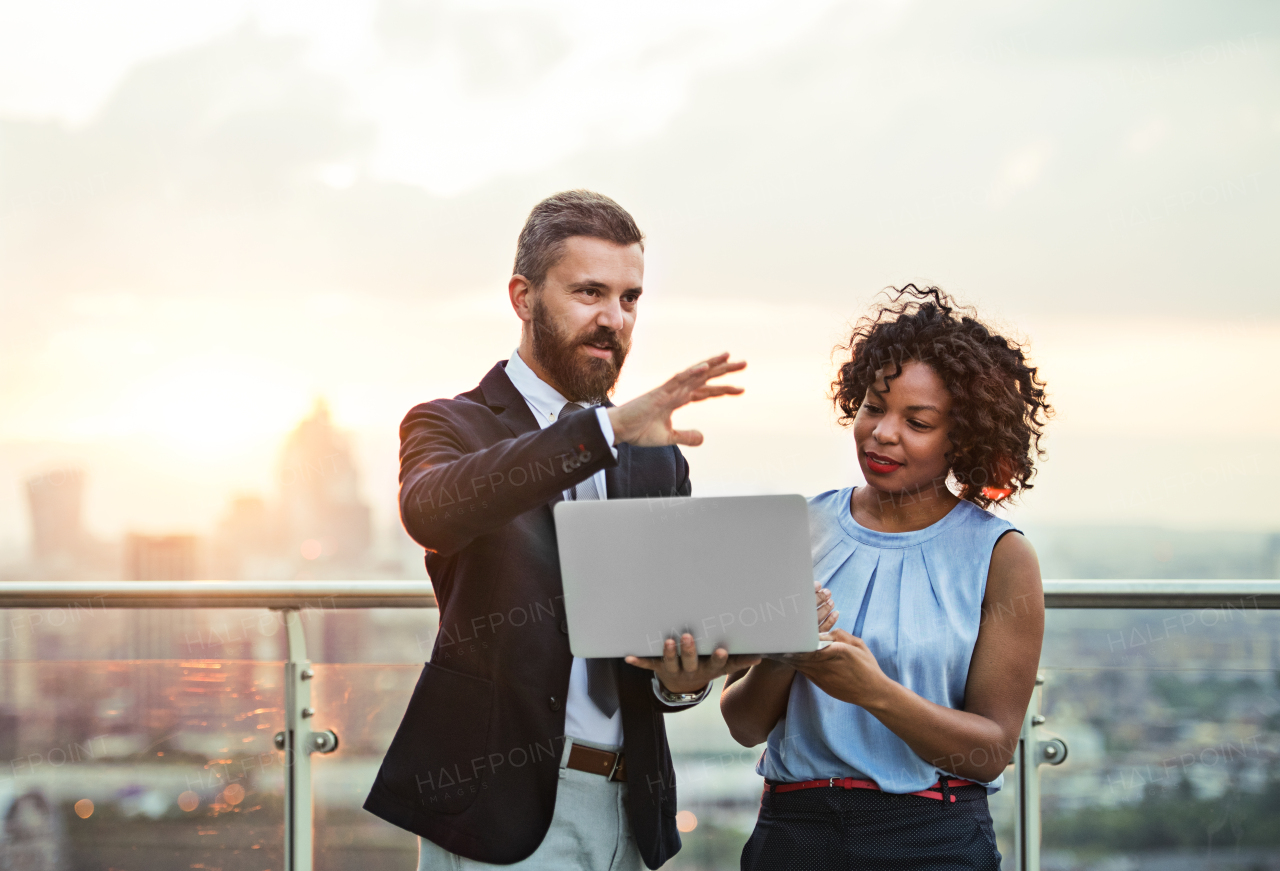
[765,777,977,803]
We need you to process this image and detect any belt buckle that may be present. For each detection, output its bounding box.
[829,777,837,788]
[607,751,623,782]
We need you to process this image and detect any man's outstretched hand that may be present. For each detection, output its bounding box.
[610,353,748,690]
[607,353,746,447]
[625,633,762,695]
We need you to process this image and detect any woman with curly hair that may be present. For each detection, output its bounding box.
[721,285,1051,870]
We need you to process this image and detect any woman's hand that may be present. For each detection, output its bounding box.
[718,583,840,746]
[816,583,839,634]
[763,583,839,666]
[780,628,891,709]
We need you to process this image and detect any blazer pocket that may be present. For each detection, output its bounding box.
[380,661,494,815]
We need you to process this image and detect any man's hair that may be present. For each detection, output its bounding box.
[513,190,644,288]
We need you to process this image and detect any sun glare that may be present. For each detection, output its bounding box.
[83,355,312,458]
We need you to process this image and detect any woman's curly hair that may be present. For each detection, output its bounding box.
[832,284,1051,509]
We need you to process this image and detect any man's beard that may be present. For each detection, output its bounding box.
[529,295,629,404]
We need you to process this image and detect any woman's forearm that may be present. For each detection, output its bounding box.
[862,677,1013,783]
[719,660,796,747]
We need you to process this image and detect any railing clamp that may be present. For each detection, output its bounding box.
[1037,738,1067,765]
[274,728,339,755]
[309,730,339,754]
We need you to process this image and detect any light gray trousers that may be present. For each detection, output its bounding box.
[416,739,644,871]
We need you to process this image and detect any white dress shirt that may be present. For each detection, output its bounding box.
[504,350,705,748]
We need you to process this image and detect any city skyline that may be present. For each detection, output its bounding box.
[2,399,400,581]
[3,1,1278,552]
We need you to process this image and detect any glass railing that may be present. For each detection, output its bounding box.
[0,660,286,871]
[0,582,437,871]
[1032,602,1280,871]
[0,580,1276,871]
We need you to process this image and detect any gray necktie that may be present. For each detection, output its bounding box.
[559,402,618,718]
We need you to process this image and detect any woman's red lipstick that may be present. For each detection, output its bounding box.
[864,450,903,474]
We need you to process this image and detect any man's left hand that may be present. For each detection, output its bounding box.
[625,633,762,694]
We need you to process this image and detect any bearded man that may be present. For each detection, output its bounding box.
[364,190,757,870]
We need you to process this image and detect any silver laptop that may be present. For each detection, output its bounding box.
[554,494,819,657]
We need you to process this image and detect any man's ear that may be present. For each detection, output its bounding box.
[509,275,535,324]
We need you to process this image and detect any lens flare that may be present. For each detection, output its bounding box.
[675,810,697,833]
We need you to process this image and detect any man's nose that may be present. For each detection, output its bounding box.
[596,297,625,332]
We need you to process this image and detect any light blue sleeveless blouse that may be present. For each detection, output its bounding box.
[758,486,1018,794]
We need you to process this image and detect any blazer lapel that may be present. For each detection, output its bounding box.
[480,362,629,501]
[478,360,578,509]
[477,361,541,439]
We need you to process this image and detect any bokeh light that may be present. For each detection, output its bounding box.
[675,810,698,833]
[177,791,200,812]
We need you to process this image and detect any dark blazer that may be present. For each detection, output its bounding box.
[364,361,693,869]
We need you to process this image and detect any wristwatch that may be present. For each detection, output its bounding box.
[653,675,710,704]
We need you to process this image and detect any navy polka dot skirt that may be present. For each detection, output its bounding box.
[740,782,1001,870]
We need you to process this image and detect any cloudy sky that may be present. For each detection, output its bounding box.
[1,0,1278,557]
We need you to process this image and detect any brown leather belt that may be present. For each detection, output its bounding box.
[567,744,627,782]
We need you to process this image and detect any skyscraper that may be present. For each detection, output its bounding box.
[278,400,372,569]
[124,533,203,581]
[25,468,86,565]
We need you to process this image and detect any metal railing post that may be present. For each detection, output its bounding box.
[275,608,338,871]
[1013,673,1068,871]
[1013,676,1040,871]
[282,609,312,871]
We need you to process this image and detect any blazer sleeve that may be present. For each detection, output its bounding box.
[398,400,617,557]
[673,445,691,498]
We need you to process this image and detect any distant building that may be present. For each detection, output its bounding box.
[208,398,377,588]
[217,495,274,553]
[123,533,203,581]
[121,533,208,742]
[276,400,376,661]
[211,494,282,579]
[278,400,372,568]
[21,467,116,578]
[25,468,86,564]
